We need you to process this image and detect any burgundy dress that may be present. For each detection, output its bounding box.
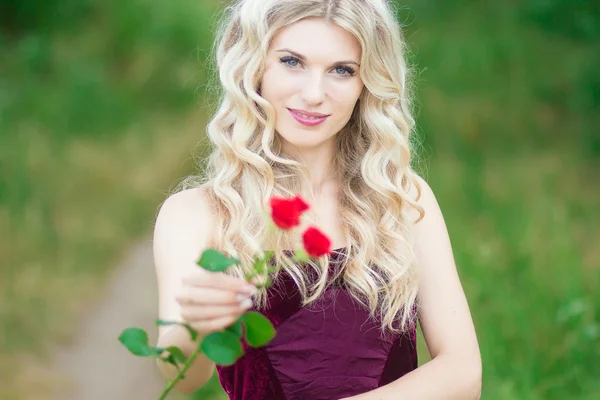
[216,247,418,400]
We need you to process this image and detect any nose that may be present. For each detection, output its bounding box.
[300,71,326,106]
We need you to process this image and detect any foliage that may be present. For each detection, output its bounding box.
[0,0,598,399]
[119,196,327,399]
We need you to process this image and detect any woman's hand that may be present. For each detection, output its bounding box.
[175,268,257,335]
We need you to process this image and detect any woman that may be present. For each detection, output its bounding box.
[154,0,482,399]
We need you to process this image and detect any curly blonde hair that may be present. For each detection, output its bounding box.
[179,0,424,335]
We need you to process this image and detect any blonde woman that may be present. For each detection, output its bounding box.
[153,0,482,399]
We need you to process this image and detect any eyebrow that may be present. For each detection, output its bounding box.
[276,48,360,67]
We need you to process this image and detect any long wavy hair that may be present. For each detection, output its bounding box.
[179,0,424,335]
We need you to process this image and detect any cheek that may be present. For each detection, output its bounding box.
[330,82,362,112]
[331,96,360,120]
[261,67,297,105]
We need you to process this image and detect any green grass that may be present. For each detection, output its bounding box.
[400,2,600,398]
[1,0,598,399]
[0,0,220,397]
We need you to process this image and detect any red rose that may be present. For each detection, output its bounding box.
[302,226,332,257]
[269,195,310,230]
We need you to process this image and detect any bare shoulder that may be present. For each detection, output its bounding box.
[153,185,216,271]
[404,173,440,225]
[156,185,214,226]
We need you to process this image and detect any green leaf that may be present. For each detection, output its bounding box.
[253,251,275,274]
[292,249,310,263]
[165,346,188,364]
[226,318,244,337]
[265,266,278,274]
[255,276,273,290]
[253,257,267,275]
[152,347,165,357]
[118,328,153,357]
[164,354,177,367]
[162,355,184,376]
[198,248,240,272]
[200,331,244,366]
[156,319,198,341]
[241,312,276,347]
[264,250,275,259]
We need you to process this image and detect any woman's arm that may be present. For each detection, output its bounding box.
[343,177,482,400]
[153,187,218,393]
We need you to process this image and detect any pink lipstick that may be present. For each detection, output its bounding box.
[288,108,329,127]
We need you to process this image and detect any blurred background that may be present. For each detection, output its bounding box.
[1,0,598,399]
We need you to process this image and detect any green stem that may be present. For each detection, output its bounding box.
[158,342,202,400]
[157,249,284,398]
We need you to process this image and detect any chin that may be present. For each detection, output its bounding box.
[278,131,326,147]
[283,138,323,149]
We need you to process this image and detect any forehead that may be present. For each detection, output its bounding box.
[269,17,361,61]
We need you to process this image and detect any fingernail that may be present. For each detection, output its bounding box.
[236,294,249,302]
[240,298,253,310]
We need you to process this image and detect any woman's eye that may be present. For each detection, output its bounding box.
[334,66,355,77]
[279,56,355,77]
[280,56,300,68]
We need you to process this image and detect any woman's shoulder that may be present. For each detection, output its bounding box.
[153,185,218,272]
[161,183,214,213]
[403,172,436,222]
[404,173,451,248]
[154,184,216,238]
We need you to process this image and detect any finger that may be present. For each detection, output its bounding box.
[190,314,241,334]
[181,300,253,322]
[183,271,256,294]
[176,287,253,306]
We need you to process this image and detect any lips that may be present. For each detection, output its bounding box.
[288,108,329,118]
[287,108,330,127]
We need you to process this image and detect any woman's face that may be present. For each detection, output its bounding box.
[260,17,364,150]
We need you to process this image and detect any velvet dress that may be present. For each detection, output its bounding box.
[216,247,418,400]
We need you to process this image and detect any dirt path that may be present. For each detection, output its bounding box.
[51,239,171,400]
